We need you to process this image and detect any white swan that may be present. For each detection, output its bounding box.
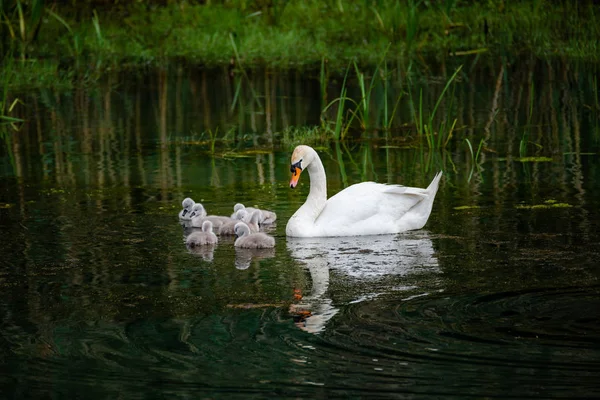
[178,198,195,220]
[186,221,218,246]
[231,203,277,224]
[234,222,275,249]
[286,145,442,237]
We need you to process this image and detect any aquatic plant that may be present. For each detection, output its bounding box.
[465,138,484,182]
[0,0,45,59]
[280,126,330,150]
[519,81,535,158]
[413,65,462,149]
[0,63,23,129]
[321,62,355,140]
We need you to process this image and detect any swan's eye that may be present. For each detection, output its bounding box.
[290,160,302,174]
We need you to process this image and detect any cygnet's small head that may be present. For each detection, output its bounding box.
[234,209,247,221]
[190,203,205,218]
[234,222,250,237]
[182,197,195,209]
[202,220,213,233]
[233,203,245,213]
[289,145,314,189]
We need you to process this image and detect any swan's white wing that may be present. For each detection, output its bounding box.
[314,182,426,235]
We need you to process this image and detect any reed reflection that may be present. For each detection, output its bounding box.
[287,232,438,334]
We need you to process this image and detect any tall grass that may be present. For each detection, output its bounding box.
[1,58,23,129]
[465,138,484,182]
[520,81,535,158]
[321,62,354,140]
[321,50,405,140]
[352,61,378,131]
[229,32,263,111]
[3,0,600,90]
[413,65,462,149]
[0,64,23,173]
[406,0,421,53]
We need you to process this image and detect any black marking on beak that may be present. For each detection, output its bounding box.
[182,209,188,217]
[290,160,302,175]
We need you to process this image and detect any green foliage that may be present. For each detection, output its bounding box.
[413,65,462,149]
[520,81,535,158]
[321,62,355,140]
[280,126,331,149]
[465,138,484,182]
[1,0,600,91]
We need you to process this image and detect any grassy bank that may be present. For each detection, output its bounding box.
[1,0,600,89]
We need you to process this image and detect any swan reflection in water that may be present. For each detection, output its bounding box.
[287,232,439,334]
[235,247,276,270]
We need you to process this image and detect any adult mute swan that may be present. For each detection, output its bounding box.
[286,145,442,237]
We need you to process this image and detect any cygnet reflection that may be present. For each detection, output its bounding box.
[286,231,438,334]
[186,243,216,262]
[234,247,276,270]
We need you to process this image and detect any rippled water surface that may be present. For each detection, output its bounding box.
[1,59,600,398]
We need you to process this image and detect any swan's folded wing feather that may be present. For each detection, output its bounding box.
[384,185,428,198]
[314,182,425,234]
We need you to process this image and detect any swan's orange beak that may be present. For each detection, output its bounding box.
[290,167,302,189]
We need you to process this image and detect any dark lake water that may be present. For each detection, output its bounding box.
[1,57,600,398]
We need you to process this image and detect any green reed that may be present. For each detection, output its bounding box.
[229,32,263,111]
[465,138,484,182]
[413,65,462,149]
[321,62,355,140]
[281,126,330,149]
[0,59,23,129]
[0,67,23,173]
[382,62,403,132]
[5,0,45,60]
[320,57,328,108]
[520,81,534,158]
[406,0,421,53]
[352,61,377,131]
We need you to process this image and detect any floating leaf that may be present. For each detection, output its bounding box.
[516,157,553,162]
[515,203,572,210]
[453,205,481,210]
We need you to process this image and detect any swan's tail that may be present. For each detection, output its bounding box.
[426,171,443,193]
[402,171,443,230]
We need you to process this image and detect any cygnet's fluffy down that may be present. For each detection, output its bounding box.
[191,215,236,233]
[186,221,218,246]
[231,203,277,224]
[178,198,196,220]
[189,204,233,234]
[234,222,275,249]
[220,210,260,235]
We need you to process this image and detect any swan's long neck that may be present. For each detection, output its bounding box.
[298,152,327,221]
